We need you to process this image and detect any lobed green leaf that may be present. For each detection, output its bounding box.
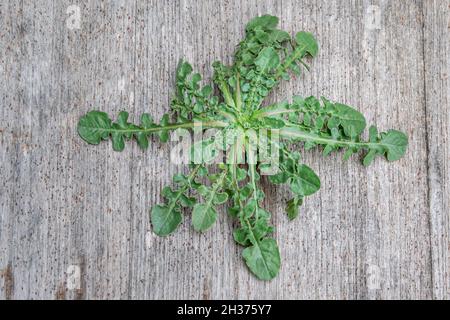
[151,205,182,236]
[192,204,217,232]
[242,238,281,280]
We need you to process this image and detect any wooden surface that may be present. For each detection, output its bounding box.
[0,0,448,300]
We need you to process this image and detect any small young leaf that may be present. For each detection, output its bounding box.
[201,85,213,97]
[243,199,257,218]
[111,132,125,151]
[179,194,197,208]
[158,114,170,142]
[135,132,149,149]
[323,144,334,156]
[214,192,229,205]
[342,148,354,161]
[252,211,274,240]
[286,196,303,220]
[369,125,378,143]
[246,15,279,32]
[235,167,248,181]
[176,60,193,81]
[233,227,251,246]
[363,149,377,167]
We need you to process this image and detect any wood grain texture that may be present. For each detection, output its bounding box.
[0,0,448,300]
[423,0,450,300]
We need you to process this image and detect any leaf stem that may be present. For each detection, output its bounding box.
[234,73,242,112]
[278,126,384,150]
[206,169,228,205]
[275,43,308,78]
[254,108,299,118]
[217,80,236,109]
[249,163,259,220]
[244,134,260,221]
[79,120,228,135]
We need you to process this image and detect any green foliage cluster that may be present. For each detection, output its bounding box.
[78,15,408,280]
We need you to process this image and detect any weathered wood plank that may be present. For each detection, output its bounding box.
[357,0,431,300]
[0,0,439,300]
[1,0,139,299]
[423,0,450,300]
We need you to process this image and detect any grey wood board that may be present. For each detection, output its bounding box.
[0,0,448,300]
[423,0,450,300]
